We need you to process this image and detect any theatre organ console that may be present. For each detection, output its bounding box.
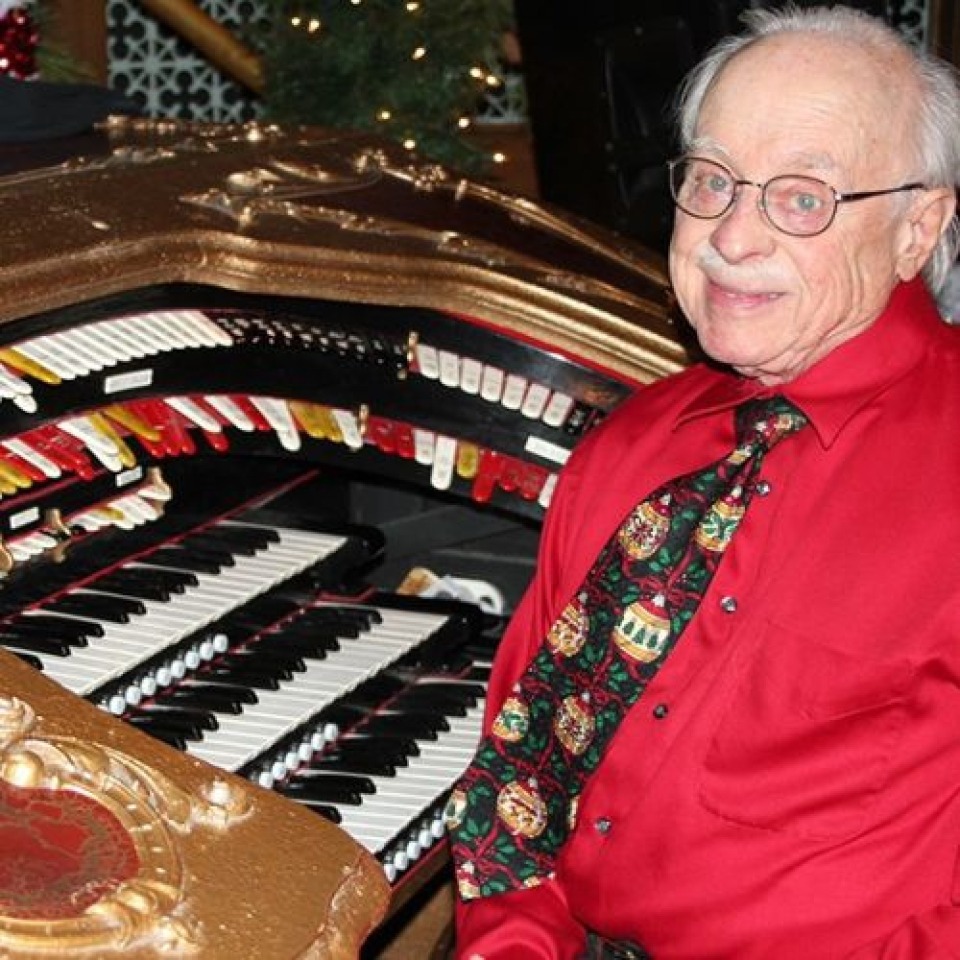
[0,117,688,958]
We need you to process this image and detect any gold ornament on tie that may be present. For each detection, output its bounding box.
[497,780,549,839]
[546,599,589,656]
[554,695,596,756]
[614,595,671,662]
[618,494,673,559]
[492,696,530,742]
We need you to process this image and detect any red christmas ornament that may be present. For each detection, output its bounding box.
[0,5,38,80]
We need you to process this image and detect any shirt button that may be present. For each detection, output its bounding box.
[595,817,612,835]
[755,479,772,496]
[720,595,738,613]
[652,703,669,719]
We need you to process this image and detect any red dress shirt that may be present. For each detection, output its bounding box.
[456,279,960,959]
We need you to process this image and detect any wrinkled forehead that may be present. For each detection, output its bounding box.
[696,33,919,179]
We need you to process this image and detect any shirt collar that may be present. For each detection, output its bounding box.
[674,278,945,448]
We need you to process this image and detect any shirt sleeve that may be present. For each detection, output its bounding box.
[455,880,588,960]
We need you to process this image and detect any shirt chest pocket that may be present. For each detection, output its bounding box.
[698,623,914,842]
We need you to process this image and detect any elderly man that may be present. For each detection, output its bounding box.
[446,5,960,959]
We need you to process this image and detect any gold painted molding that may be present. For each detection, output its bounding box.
[0,118,687,385]
[0,651,390,960]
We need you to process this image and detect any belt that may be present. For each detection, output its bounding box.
[584,933,652,960]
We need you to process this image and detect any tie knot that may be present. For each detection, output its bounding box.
[734,395,808,452]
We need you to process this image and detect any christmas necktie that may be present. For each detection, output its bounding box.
[447,394,809,900]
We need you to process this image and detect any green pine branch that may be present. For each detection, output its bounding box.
[253,0,514,172]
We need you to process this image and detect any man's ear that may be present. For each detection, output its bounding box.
[895,186,957,282]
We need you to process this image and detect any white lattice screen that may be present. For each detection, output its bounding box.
[107,0,267,123]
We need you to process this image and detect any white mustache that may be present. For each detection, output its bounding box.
[695,245,790,292]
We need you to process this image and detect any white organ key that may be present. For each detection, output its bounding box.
[78,322,138,364]
[58,416,124,470]
[143,310,206,350]
[459,358,483,395]
[415,343,440,380]
[0,364,33,399]
[520,382,551,420]
[542,391,575,428]
[28,526,346,703]
[15,340,79,380]
[333,703,484,856]
[480,365,505,403]
[413,429,435,466]
[113,317,161,356]
[100,318,149,358]
[35,331,102,375]
[501,373,527,410]
[332,409,363,451]
[250,397,301,451]
[185,606,450,771]
[438,350,460,388]
[124,314,177,352]
[538,472,558,510]
[3,439,61,479]
[430,435,456,490]
[205,395,256,431]
[135,312,194,351]
[167,310,234,348]
[166,396,223,433]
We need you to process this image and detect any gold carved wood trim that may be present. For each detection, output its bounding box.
[136,0,264,92]
[0,650,391,959]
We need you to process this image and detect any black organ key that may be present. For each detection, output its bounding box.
[127,705,219,740]
[292,798,343,823]
[201,665,285,690]
[0,626,87,649]
[122,566,199,593]
[6,613,104,639]
[177,531,263,557]
[261,634,337,660]
[153,683,257,714]
[9,650,43,671]
[316,739,413,768]
[40,592,147,623]
[140,546,229,575]
[214,650,306,679]
[85,570,176,602]
[307,753,399,778]
[337,733,422,757]
[358,712,449,740]
[0,634,74,657]
[283,771,377,795]
[30,523,355,709]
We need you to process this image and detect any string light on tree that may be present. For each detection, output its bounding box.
[261,0,513,173]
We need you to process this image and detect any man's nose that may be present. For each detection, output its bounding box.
[709,184,777,262]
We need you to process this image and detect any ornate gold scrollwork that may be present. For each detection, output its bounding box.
[0,696,251,956]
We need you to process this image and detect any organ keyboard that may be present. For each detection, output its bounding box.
[0,118,688,957]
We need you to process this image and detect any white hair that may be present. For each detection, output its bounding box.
[674,4,960,293]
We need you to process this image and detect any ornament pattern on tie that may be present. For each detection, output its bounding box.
[447,395,808,900]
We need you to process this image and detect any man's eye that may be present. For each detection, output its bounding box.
[790,191,824,213]
[705,174,731,193]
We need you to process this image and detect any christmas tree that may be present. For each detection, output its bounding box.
[255,0,514,172]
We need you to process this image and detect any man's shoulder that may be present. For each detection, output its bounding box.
[566,364,721,468]
[605,363,724,427]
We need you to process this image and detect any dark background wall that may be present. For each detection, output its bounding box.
[514,0,889,254]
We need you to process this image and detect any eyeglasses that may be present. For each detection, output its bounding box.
[667,156,925,237]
